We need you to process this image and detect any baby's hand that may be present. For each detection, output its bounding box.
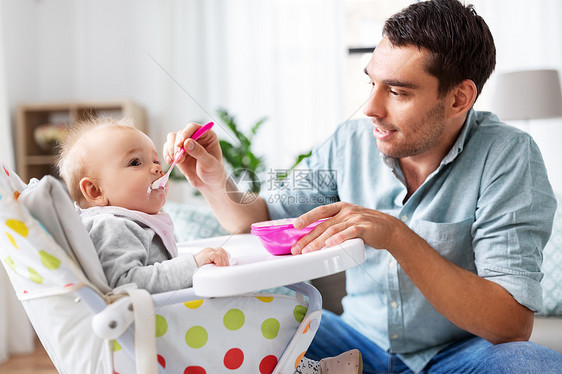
[194,247,230,267]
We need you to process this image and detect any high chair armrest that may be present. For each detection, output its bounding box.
[151,287,200,307]
[286,282,322,312]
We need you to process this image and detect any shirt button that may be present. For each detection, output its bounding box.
[391,301,398,309]
[389,261,396,269]
[391,334,399,339]
[400,215,408,222]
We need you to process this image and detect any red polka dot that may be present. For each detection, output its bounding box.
[224,348,244,370]
[184,366,206,374]
[157,354,166,368]
[3,166,9,176]
[259,355,278,374]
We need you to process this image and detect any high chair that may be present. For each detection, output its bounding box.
[0,163,333,374]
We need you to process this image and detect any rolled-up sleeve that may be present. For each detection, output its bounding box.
[473,133,556,312]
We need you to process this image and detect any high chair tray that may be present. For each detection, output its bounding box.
[178,234,365,297]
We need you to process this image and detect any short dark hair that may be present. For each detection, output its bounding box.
[383,0,496,98]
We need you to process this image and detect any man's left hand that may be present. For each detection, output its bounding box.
[291,201,404,254]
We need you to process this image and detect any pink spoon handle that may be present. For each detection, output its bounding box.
[190,121,214,141]
[150,121,214,191]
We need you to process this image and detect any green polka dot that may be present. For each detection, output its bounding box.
[4,256,16,272]
[28,266,43,284]
[293,305,308,323]
[261,318,280,340]
[185,326,208,348]
[223,308,245,331]
[113,340,122,352]
[39,250,61,270]
[155,315,167,337]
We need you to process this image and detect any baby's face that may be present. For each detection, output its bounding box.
[84,126,167,214]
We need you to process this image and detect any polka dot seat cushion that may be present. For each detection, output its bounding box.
[112,294,317,373]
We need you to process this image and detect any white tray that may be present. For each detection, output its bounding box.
[178,234,366,297]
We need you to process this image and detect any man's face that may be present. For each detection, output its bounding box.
[83,126,167,214]
[363,37,448,160]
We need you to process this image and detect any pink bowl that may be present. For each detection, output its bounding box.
[251,218,326,255]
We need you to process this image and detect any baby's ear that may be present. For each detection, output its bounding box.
[79,177,108,206]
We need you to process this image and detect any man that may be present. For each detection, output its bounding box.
[166,0,562,372]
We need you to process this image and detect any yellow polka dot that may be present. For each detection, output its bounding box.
[5,232,18,249]
[28,266,43,284]
[184,299,204,309]
[6,219,28,237]
[39,250,61,270]
[256,296,274,303]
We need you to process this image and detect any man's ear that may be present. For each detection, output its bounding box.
[447,79,477,119]
[79,177,108,206]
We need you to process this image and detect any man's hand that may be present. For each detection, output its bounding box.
[291,201,405,254]
[163,123,226,192]
[194,247,230,267]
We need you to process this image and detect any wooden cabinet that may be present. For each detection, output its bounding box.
[15,101,146,182]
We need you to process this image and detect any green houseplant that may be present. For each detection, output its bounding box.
[217,108,267,194]
[169,108,311,195]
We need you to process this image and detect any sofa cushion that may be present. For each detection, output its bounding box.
[162,201,228,242]
[538,192,562,316]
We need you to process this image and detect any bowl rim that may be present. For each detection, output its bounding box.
[250,217,327,234]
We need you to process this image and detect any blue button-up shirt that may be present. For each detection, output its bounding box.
[265,110,556,372]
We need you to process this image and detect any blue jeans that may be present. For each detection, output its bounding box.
[306,310,562,374]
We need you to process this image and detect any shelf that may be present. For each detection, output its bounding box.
[25,155,58,165]
[16,101,147,182]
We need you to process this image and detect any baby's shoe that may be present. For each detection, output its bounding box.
[319,349,363,373]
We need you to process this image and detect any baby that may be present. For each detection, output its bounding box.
[57,117,229,294]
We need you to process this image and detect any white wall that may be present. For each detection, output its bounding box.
[1,0,219,157]
[2,0,562,190]
[473,0,562,192]
[1,0,345,174]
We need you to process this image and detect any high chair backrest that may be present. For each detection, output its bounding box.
[0,163,111,373]
[18,174,111,293]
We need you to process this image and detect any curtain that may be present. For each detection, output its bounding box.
[140,0,346,170]
[0,2,35,363]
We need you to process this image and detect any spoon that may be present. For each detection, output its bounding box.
[148,121,214,192]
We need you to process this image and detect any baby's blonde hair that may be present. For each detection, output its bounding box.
[56,117,135,207]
